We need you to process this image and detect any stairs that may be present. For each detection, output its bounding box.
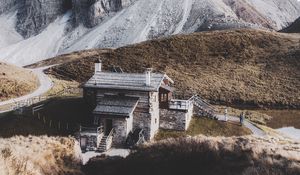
[97,136,108,152]
[97,129,114,152]
[191,95,216,118]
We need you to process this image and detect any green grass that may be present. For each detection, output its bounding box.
[155,117,252,140]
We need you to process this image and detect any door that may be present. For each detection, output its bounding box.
[105,119,113,135]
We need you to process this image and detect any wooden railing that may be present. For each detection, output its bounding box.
[191,95,216,118]
[169,99,193,111]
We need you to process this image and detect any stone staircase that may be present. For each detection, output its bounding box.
[98,136,109,152]
[97,129,114,152]
[191,95,217,118]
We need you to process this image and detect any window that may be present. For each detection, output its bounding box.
[160,93,168,102]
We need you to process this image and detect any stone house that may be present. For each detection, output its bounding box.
[79,60,196,152]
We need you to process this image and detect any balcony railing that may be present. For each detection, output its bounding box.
[169,99,193,111]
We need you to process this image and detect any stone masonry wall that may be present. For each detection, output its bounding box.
[112,118,128,146]
[149,92,160,140]
[160,105,193,131]
[133,111,151,140]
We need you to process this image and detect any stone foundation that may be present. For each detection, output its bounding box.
[159,106,193,131]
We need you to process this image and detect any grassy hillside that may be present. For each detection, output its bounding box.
[0,136,82,175]
[0,62,38,101]
[31,29,300,108]
[84,135,300,175]
[155,118,251,140]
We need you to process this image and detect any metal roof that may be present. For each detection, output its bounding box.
[93,95,139,117]
[84,72,173,92]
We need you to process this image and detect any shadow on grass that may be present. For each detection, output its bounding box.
[0,97,93,138]
[83,137,300,175]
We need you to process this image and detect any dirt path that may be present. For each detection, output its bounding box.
[0,66,53,112]
[216,115,266,137]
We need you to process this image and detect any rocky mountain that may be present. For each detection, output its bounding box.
[0,0,299,66]
[281,17,300,33]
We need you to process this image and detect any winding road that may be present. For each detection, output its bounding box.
[0,66,53,112]
[216,114,266,137]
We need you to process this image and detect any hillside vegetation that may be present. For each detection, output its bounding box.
[155,118,251,140]
[0,136,82,175]
[0,62,38,101]
[32,29,300,108]
[84,135,300,175]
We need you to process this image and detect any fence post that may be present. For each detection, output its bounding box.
[49,120,52,128]
[58,121,61,130]
[66,123,69,130]
[38,113,40,120]
[43,116,46,124]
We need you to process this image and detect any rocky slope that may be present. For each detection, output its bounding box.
[0,0,299,66]
[33,29,300,108]
[281,17,300,33]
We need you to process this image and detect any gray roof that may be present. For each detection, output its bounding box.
[93,95,139,117]
[84,72,173,92]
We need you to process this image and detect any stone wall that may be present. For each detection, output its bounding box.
[149,92,160,140]
[133,111,151,140]
[112,118,128,146]
[160,105,193,131]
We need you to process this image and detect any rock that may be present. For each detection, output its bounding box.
[0,0,17,14]
[72,0,135,27]
[281,17,300,33]
[16,0,70,38]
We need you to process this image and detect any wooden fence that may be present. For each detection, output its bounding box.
[0,87,82,113]
[33,111,80,132]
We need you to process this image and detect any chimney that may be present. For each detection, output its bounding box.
[94,59,102,74]
[145,68,152,86]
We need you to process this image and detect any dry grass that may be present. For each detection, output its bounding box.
[45,75,80,97]
[30,29,300,108]
[155,117,251,140]
[259,109,300,129]
[84,135,300,175]
[0,62,38,101]
[0,136,82,175]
